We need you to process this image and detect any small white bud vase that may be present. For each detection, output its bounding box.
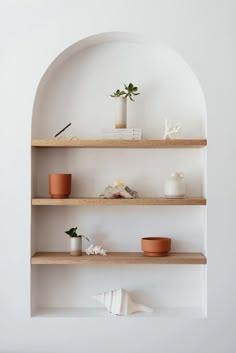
[70,237,82,256]
[164,172,186,198]
[115,97,127,128]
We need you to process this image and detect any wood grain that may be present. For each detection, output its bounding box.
[31,252,207,265]
[32,197,207,206]
[32,139,207,148]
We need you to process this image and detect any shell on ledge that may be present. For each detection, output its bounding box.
[93,288,152,315]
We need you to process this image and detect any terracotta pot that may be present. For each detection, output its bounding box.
[49,174,72,199]
[141,237,171,257]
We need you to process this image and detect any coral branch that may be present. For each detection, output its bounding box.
[163,120,182,139]
[86,244,107,256]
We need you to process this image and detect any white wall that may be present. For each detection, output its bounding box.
[0,1,235,352]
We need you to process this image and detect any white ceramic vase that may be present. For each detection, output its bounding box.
[115,97,127,128]
[164,172,186,198]
[70,237,82,256]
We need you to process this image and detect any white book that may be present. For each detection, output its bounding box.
[102,134,142,138]
[102,131,142,135]
[102,135,141,140]
[102,128,142,134]
[102,133,142,137]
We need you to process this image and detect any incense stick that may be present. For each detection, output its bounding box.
[54,123,72,137]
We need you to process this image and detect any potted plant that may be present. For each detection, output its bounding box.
[110,83,140,128]
[65,227,90,256]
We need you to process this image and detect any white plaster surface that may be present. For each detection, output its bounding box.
[0,1,235,352]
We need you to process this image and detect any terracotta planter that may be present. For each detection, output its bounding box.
[141,237,171,257]
[49,174,72,199]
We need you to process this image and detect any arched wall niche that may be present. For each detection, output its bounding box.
[32,32,207,139]
[31,32,207,317]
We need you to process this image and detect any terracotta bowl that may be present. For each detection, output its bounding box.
[49,174,72,199]
[141,237,171,257]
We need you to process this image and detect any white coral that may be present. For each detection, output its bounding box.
[86,244,107,256]
[163,120,182,139]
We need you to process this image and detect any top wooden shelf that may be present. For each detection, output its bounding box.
[32,139,207,148]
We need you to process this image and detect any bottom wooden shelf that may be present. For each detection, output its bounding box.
[32,307,206,319]
[31,252,207,265]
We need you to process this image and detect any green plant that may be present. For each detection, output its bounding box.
[65,227,90,242]
[110,83,140,101]
[110,89,126,98]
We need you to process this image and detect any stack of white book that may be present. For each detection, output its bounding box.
[101,128,142,140]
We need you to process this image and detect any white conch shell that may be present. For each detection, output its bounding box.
[93,288,153,315]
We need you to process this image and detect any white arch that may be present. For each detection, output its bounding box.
[32,31,207,139]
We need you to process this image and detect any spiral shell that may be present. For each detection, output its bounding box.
[93,288,152,315]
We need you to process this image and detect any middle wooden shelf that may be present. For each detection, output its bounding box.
[31,252,207,265]
[32,197,207,206]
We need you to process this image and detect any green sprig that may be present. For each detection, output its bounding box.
[65,227,90,242]
[110,83,140,101]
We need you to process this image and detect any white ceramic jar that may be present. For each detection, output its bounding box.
[164,172,186,198]
[115,96,127,128]
[70,237,82,256]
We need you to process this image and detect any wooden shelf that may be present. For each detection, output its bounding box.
[32,197,206,206]
[33,307,206,318]
[31,252,207,265]
[32,139,207,148]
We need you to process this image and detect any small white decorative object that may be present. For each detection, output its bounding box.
[163,120,182,139]
[164,172,186,198]
[115,97,127,128]
[93,288,153,316]
[86,244,107,256]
